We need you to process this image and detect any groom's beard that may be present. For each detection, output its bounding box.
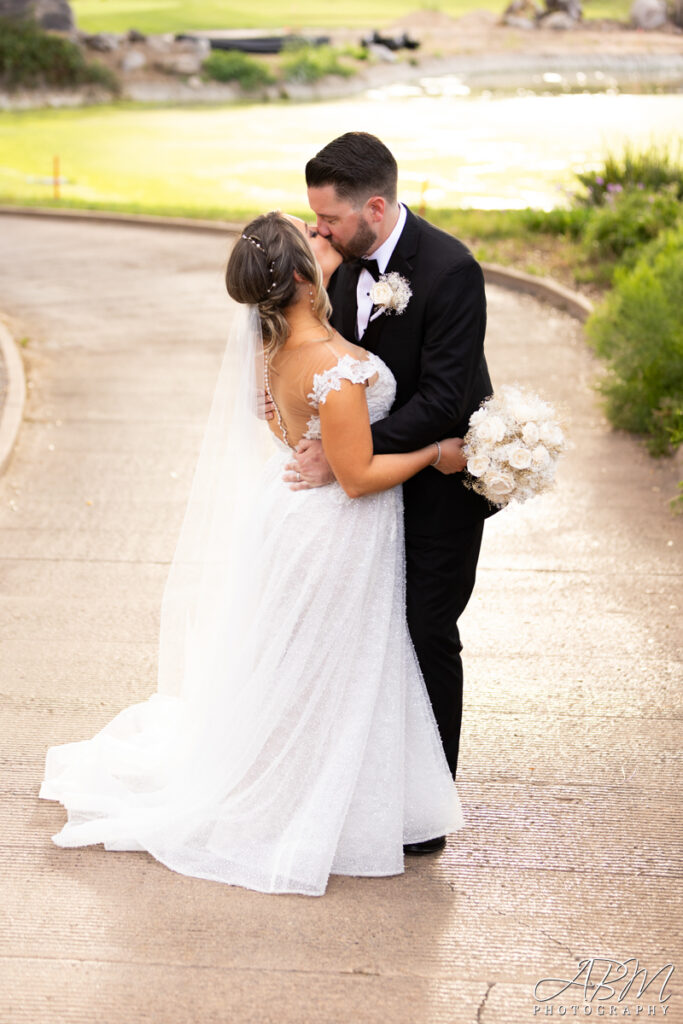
[332,218,377,263]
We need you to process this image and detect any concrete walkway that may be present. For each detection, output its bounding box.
[0,214,681,1024]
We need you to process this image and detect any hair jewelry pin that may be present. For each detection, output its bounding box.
[242,235,277,294]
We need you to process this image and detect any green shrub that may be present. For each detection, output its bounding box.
[581,186,681,276]
[520,206,590,239]
[577,142,683,207]
[201,49,274,90]
[338,44,368,61]
[0,15,119,91]
[586,221,683,455]
[281,43,354,84]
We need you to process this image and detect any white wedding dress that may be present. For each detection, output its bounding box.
[39,344,463,896]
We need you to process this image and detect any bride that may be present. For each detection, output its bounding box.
[39,212,467,897]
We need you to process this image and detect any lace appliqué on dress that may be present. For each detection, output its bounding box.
[304,353,395,441]
[308,354,380,408]
[303,415,323,441]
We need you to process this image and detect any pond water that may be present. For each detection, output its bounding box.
[226,86,682,210]
[3,85,681,212]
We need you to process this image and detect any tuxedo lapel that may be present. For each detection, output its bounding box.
[329,263,359,342]
[361,207,420,352]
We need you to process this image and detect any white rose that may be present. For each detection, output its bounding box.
[475,420,495,443]
[486,471,515,498]
[371,281,393,307]
[467,454,490,477]
[476,415,506,444]
[512,403,534,424]
[508,445,532,470]
[469,408,487,428]
[540,422,564,447]
[531,444,551,467]
[522,421,540,446]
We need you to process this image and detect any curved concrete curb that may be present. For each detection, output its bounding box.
[0,320,26,477]
[0,204,243,236]
[0,206,595,322]
[482,262,594,321]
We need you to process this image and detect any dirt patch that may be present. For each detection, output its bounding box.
[383,8,683,55]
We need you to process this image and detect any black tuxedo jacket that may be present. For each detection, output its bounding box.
[328,206,496,536]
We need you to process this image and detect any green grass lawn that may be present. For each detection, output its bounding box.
[70,0,631,33]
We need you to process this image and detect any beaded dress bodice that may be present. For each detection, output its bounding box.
[266,347,396,453]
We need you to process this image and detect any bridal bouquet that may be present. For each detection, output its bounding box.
[463,386,566,507]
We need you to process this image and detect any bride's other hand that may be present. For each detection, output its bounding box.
[433,438,467,475]
[283,439,336,490]
[256,386,274,421]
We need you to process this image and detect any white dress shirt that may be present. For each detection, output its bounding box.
[356,202,407,340]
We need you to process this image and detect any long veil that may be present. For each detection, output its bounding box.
[40,301,277,845]
[157,301,270,703]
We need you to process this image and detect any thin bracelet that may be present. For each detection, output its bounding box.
[431,441,442,467]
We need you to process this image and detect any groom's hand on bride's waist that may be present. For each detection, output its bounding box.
[284,439,336,490]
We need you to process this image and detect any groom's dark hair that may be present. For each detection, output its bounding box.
[305,132,398,207]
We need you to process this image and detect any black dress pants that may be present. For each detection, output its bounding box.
[405,519,485,780]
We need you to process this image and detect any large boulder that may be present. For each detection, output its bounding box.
[120,49,147,72]
[0,0,75,30]
[154,51,204,75]
[542,10,579,26]
[630,0,668,27]
[544,0,583,19]
[502,0,543,26]
[83,31,120,51]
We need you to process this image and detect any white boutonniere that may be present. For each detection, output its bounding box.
[369,272,412,322]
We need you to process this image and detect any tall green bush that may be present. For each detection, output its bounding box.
[0,15,118,91]
[585,221,683,455]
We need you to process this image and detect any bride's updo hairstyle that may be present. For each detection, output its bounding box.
[226,211,332,355]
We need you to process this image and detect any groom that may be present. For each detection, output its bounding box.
[287,133,496,854]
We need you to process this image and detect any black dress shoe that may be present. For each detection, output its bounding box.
[403,836,446,856]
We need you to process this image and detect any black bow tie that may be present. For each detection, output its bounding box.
[351,258,381,282]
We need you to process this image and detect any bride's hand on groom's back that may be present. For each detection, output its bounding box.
[434,438,467,475]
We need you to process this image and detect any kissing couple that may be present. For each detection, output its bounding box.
[39,132,497,897]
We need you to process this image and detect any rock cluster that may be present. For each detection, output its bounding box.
[502,0,680,29]
[630,0,668,28]
[502,0,583,30]
[77,29,212,77]
[0,0,74,30]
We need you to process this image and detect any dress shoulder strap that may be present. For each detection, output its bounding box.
[307,352,379,409]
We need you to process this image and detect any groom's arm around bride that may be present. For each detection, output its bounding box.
[291,132,497,787]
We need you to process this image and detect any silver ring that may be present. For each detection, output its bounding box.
[296,472,301,482]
